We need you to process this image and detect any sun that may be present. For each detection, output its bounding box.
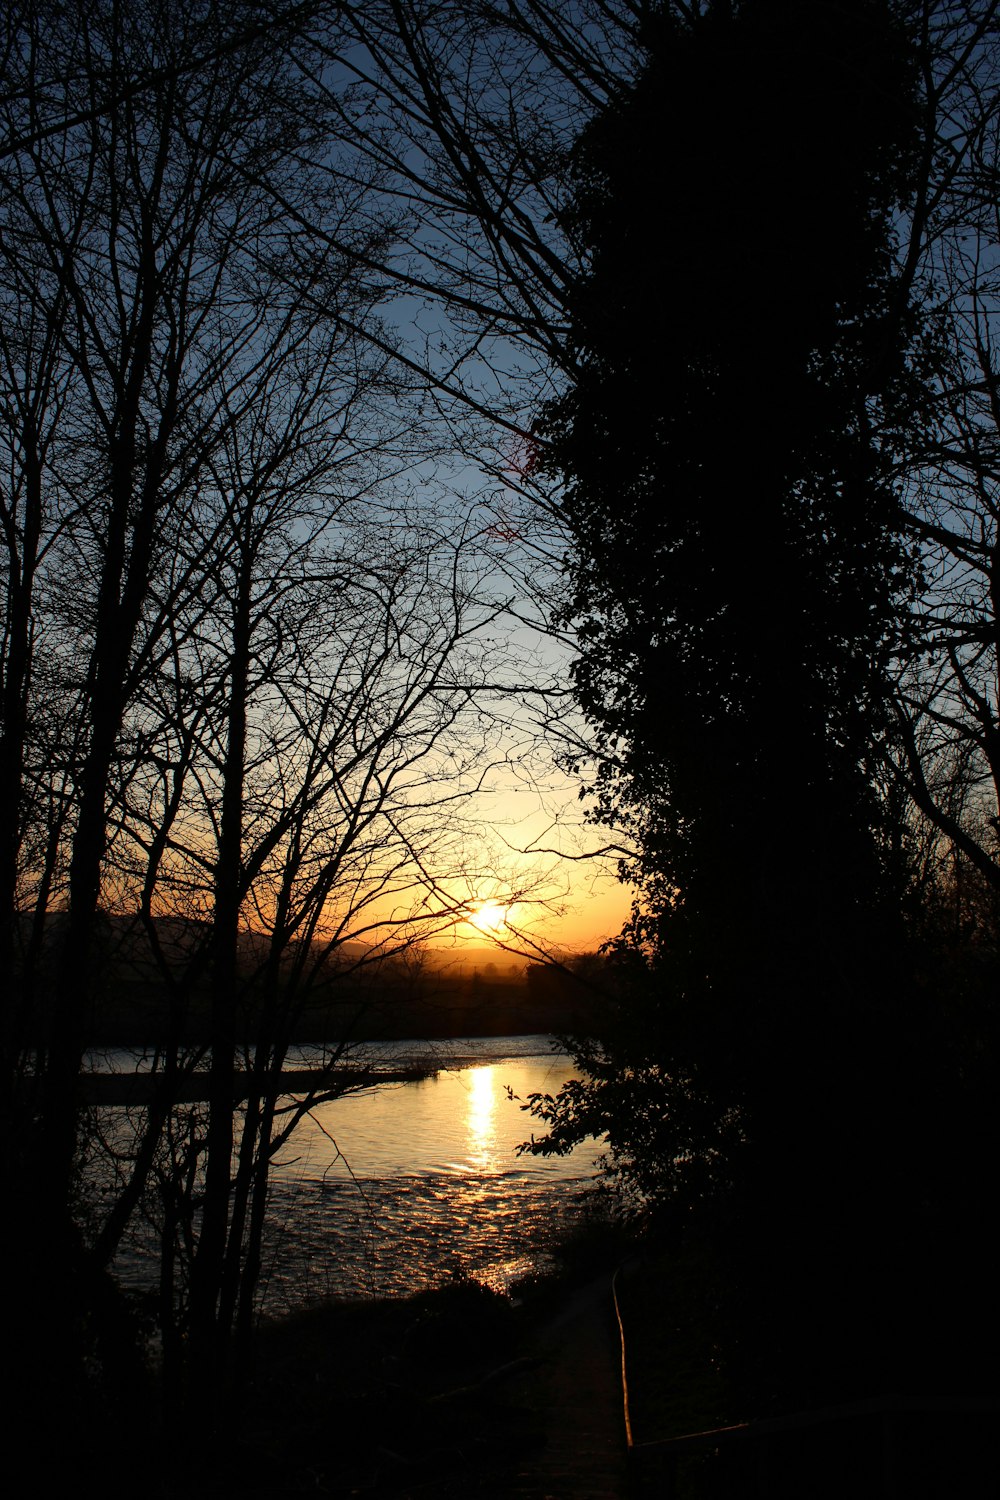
[468,900,509,934]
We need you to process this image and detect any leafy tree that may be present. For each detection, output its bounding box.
[528,0,955,1404]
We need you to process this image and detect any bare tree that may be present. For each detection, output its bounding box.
[0,0,375,1200]
[88,477,513,1391]
[888,2,1000,892]
[2,0,579,1409]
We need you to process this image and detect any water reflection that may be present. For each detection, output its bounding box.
[262,1040,603,1309]
[466,1065,496,1169]
[105,1038,604,1314]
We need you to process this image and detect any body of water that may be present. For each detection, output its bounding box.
[97,1036,605,1314]
[262,1036,604,1311]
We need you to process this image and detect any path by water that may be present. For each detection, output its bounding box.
[500,1273,630,1499]
[242,1259,632,1500]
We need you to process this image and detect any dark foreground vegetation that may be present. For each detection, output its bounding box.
[8,1216,629,1499]
[4,3,1000,1492]
[12,1210,996,1499]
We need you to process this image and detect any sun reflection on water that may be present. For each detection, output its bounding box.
[466,1065,497,1169]
[108,1043,606,1310]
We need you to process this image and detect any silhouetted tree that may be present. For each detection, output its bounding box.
[526,0,956,1406]
[0,0,540,1430]
[890,2,1000,896]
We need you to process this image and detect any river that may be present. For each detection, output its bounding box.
[97,1036,606,1315]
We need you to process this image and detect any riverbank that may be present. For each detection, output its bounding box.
[17,1219,998,1500]
[8,1226,631,1500]
[206,1225,636,1499]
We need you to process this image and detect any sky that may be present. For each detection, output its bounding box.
[410,466,634,956]
[436,768,634,954]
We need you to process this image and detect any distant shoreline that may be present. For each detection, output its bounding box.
[79,1031,580,1105]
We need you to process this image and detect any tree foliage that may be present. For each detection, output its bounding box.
[526,0,1000,1407]
[540,0,924,1074]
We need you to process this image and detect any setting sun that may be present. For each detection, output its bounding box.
[468,900,509,934]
